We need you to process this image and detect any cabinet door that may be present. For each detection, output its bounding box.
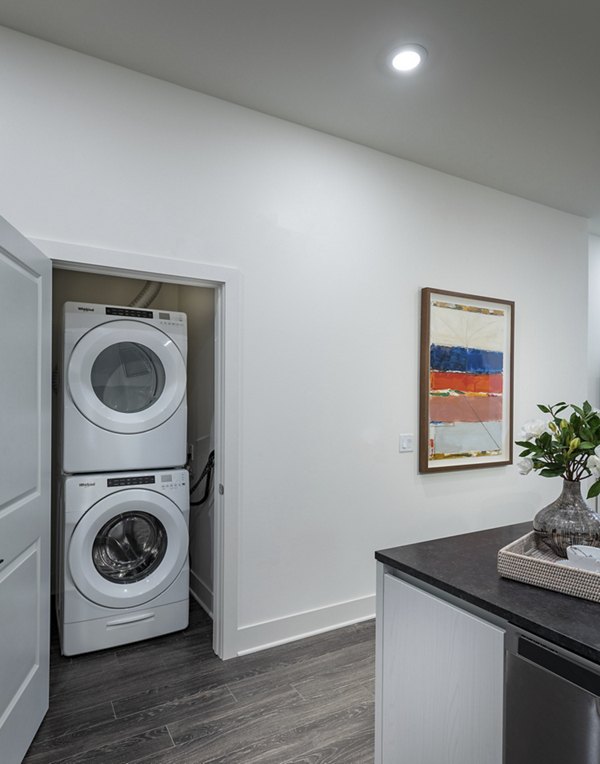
[378,573,504,764]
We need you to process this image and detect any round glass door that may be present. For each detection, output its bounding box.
[92,511,167,583]
[67,320,186,434]
[69,490,188,608]
[91,343,166,413]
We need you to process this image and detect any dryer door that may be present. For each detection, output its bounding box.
[67,320,186,434]
[68,489,188,608]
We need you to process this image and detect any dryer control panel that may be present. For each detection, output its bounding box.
[105,307,153,318]
[104,305,185,326]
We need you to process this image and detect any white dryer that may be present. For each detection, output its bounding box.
[57,469,190,655]
[61,301,187,473]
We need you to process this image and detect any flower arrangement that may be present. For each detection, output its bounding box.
[516,401,600,499]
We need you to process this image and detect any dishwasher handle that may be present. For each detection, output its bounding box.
[518,637,600,697]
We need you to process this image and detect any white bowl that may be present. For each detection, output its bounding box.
[556,545,600,572]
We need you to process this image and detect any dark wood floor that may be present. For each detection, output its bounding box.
[24,601,375,763]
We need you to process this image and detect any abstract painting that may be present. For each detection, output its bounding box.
[419,288,514,473]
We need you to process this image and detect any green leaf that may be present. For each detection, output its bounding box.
[538,404,550,413]
[587,481,600,499]
[540,464,564,473]
[579,442,596,450]
[584,401,592,415]
[539,432,552,448]
[516,445,543,456]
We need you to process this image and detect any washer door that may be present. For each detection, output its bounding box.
[68,489,188,608]
[67,320,186,434]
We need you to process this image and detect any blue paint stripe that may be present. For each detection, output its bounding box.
[430,344,503,374]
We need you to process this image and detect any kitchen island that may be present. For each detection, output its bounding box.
[375,522,600,764]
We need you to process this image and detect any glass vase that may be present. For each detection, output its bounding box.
[533,479,600,558]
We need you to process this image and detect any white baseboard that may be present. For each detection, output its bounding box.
[235,594,375,656]
[189,568,213,618]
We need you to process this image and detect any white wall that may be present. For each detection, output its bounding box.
[0,28,590,653]
[589,235,600,405]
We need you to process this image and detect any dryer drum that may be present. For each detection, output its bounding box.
[92,511,167,584]
[91,341,166,413]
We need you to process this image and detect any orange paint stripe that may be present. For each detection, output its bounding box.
[430,371,503,394]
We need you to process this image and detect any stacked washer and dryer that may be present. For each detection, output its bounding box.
[56,301,190,655]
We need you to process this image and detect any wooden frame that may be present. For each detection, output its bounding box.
[419,288,514,473]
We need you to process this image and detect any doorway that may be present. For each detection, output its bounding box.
[39,239,241,660]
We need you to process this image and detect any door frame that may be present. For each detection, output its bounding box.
[34,238,241,659]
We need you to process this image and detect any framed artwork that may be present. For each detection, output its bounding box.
[419,288,514,473]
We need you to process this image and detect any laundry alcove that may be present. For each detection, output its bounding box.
[51,267,216,629]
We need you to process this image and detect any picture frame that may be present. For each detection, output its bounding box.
[419,288,514,473]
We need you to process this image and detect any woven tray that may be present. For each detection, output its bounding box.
[497,531,600,603]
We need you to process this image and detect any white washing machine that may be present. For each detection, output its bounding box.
[57,469,190,655]
[61,301,187,474]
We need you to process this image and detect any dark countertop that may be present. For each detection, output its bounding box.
[376,522,600,665]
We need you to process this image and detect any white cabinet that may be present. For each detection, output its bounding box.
[375,567,504,764]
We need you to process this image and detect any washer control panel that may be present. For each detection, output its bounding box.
[107,475,155,487]
[105,473,188,490]
[158,473,188,490]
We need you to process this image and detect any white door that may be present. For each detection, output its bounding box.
[376,571,504,764]
[0,217,51,763]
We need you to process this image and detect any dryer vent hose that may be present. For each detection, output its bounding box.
[129,280,162,309]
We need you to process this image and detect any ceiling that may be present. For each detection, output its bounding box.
[1,0,599,233]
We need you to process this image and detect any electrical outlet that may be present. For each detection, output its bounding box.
[399,433,414,453]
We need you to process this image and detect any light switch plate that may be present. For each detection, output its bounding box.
[399,433,414,452]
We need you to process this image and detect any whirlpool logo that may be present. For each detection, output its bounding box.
[78,482,96,487]
[77,306,95,312]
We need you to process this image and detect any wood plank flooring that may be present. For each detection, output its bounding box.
[23,602,375,763]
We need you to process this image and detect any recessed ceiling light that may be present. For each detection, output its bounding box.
[389,44,428,73]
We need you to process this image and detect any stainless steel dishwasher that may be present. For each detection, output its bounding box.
[505,628,600,763]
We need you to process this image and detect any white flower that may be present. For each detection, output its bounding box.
[518,419,548,441]
[517,457,534,475]
[594,445,600,459]
[588,455,600,478]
